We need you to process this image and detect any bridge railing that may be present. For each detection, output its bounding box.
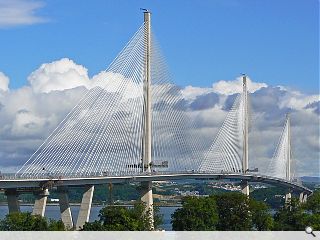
[0,170,236,180]
[0,170,301,187]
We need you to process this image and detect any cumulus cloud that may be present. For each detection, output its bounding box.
[27,58,141,96]
[279,89,320,110]
[212,76,267,95]
[0,71,9,91]
[0,0,47,28]
[0,59,318,178]
[181,76,267,101]
[181,85,212,101]
[28,58,90,93]
[305,101,320,115]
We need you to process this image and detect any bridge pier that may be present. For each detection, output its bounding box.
[57,186,74,230]
[299,192,304,203]
[299,192,308,203]
[76,185,94,230]
[32,188,49,217]
[140,181,154,229]
[285,192,292,203]
[5,189,20,213]
[240,180,250,196]
[303,194,308,203]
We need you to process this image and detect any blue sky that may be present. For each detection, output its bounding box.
[0,0,318,93]
[0,0,318,176]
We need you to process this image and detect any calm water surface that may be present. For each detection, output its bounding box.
[0,205,178,230]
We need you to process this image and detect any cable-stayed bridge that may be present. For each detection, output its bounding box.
[0,11,312,230]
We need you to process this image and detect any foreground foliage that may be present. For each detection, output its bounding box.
[81,202,163,231]
[273,190,320,231]
[172,191,320,231]
[0,212,65,231]
[215,192,253,230]
[172,192,274,231]
[171,196,219,230]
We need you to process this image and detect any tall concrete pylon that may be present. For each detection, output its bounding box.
[76,185,94,230]
[57,186,74,230]
[32,188,49,217]
[284,114,293,202]
[140,9,154,229]
[5,188,20,213]
[241,75,250,196]
[285,113,291,181]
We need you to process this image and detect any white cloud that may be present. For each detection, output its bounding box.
[181,76,267,101]
[0,0,47,28]
[28,58,90,93]
[212,76,267,95]
[11,109,48,137]
[181,85,212,101]
[28,58,144,101]
[0,71,9,91]
[279,90,320,110]
[0,60,318,178]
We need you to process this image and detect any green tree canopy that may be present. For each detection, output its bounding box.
[273,197,306,230]
[249,199,274,230]
[171,196,219,230]
[81,202,162,231]
[171,192,274,231]
[0,212,65,231]
[303,190,320,214]
[215,192,252,230]
[302,191,320,230]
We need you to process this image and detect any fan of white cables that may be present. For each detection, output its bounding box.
[17,23,205,178]
[267,117,291,180]
[199,93,248,173]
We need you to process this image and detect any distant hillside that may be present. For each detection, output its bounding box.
[301,176,320,183]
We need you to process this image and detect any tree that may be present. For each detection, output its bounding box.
[273,197,306,230]
[302,190,320,230]
[249,199,273,230]
[303,190,320,214]
[81,202,162,231]
[0,212,65,231]
[80,220,105,231]
[171,196,219,230]
[215,192,252,230]
[48,219,66,231]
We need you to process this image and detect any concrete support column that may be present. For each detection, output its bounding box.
[32,188,49,217]
[5,189,20,213]
[285,193,292,203]
[299,192,304,203]
[57,187,74,230]
[76,185,94,230]
[240,180,250,196]
[302,194,308,203]
[140,181,154,229]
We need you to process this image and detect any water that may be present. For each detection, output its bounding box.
[0,205,178,230]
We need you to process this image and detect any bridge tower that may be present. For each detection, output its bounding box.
[140,9,154,229]
[285,113,291,181]
[241,74,250,196]
[284,114,293,203]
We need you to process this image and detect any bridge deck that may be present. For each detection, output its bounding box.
[0,172,313,195]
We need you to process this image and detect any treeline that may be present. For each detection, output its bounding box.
[0,212,65,231]
[0,191,319,231]
[171,191,320,231]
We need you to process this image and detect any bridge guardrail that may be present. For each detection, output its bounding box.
[0,170,305,187]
